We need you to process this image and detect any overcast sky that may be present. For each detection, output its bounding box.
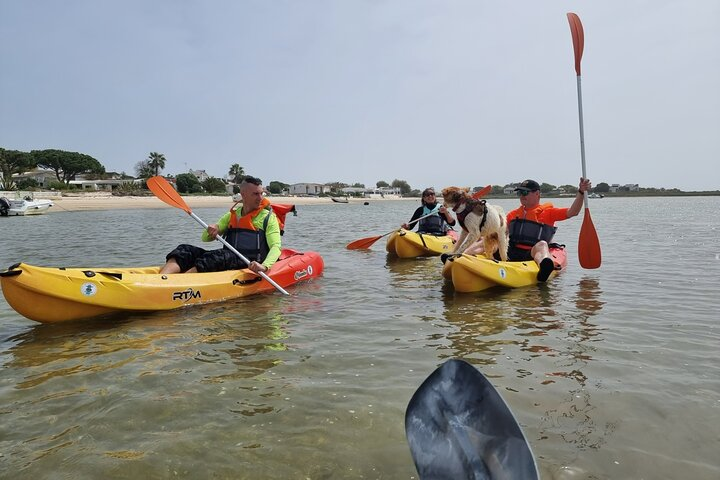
[2,1,718,191]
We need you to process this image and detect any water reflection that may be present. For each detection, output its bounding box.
[440,285,563,363]
[574,277,605,316]
[0,298,302,474]
[539,276,612,451]
[3,298,293,389]
[384,255,446,297]
[438,277,606,369]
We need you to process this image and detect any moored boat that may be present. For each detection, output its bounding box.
[0,248,323,323]
[330,196,349,203]
[442,245,567,292]
[0,196,53,216]
[386,229,458,258]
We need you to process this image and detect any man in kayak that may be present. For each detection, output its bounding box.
[159,176,281,274]
[402,187,456,235]
[464,177,591,281]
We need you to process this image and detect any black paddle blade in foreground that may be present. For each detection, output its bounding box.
[405,359,539,480]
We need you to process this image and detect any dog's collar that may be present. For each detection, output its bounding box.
[451,198,467,213]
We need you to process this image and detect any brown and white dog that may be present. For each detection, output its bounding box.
[441,186,509,260]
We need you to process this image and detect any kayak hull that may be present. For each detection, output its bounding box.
[0,249,323,323]
[386,229,458,258]
[443,246,567,292]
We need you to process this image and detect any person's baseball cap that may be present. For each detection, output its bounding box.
[514,179,540,192]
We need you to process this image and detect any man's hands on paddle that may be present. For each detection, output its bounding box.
[247,261,268,274]
[205,224,220,239]
[204,223,267,274]
[578,177,592,193]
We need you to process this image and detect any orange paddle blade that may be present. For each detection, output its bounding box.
[147,176,191,213]
[578,208,601,268]
[346,235,383,250]
[472,185,492,199]
[567,13,584,75]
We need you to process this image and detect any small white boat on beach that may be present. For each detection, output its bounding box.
[0,196,54,216]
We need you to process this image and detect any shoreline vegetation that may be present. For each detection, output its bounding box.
[0,190,718,213]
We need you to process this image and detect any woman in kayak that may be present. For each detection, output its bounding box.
[402,187,456,235]
[465,177,591,281]
[159,176,281,274]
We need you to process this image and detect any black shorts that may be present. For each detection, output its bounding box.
[507,245,533,262]
[166,244,248,272]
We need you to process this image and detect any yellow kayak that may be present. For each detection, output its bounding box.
[386,229,458,258]
[442,247,567,292]
[0,249,323,323]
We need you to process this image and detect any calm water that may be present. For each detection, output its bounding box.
[1,197,718,479]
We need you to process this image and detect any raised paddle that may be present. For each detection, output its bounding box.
[405,359,539,480]
[472,184,492,199]
[567,12,602,269]
[146,176,290,296]
[346,185,491,250]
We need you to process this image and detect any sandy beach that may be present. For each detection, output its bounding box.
[2,192,407,212]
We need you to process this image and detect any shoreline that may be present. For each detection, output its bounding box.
[34,195,409,212]
[4,190,718,213]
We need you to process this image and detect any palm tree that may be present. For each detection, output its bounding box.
[147,152,166,177]
[228,163,245,184]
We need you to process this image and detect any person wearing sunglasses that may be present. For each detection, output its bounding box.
[508,177,591,280]
[401,187,456,235]
[464,177,591,281]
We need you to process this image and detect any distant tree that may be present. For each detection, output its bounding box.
[134,160,155,179]
[32,149,105,185]
[326,181,349,193]
[391,179,412,195]
[539,182,555,193]
[16,178,39,190]
[595,182,610,193]
[376,180,389,188]
[147,152,166,176]
[0,148,35,190]
[352,183,365,188]
[491,185,505,195]
[175,173,202,193]
[267,181,289,194]
[558,184,576,193]
[228,164,245,184]
[202,177,227,194]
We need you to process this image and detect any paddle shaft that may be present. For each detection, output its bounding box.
[406,209,445,228]
[575,74,589,210]
[187,211,290,296]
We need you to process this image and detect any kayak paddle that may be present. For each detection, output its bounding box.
[405,359,539,480]
[472,184,492,199]
[346,185,491,250]
[346,210,439,250]
[146,176,290,296]
[567,12,601,269]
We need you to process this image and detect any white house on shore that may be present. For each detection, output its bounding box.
[10,168,140,190]
[609,183,639,192]
[289,183,330,195]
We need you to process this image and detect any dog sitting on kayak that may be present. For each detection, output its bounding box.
[441,186,508,261]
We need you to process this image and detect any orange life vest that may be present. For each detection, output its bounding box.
[229,197,272,229]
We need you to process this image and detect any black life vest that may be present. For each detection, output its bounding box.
[508,218,557,249]
[418,206,448,234]
[224,205,272,263]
